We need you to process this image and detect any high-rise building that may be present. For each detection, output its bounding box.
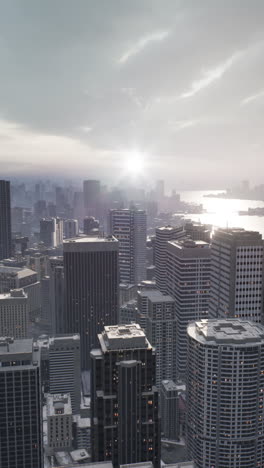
[64,236,119,369]
[47,393,73,452]
[209,228,264,322]
[160,380,180,441]
[0,337,43,468]
[83,216,100,235]
[0,265,41,321]
[40,276,51,333]
[146,291,176,387]
[166,239,211,376]
[187,319,264,468]
[109,209,146,284]
[155,226,185,294]
[0,288,29,338]
[64,219,79,239]
[184,221,211,243]
[83,180,100,218]
[40,217,63,247]
[37,334,81,414]
[91,324,160,468]
[0,180,12,260]
[49,257,64,334]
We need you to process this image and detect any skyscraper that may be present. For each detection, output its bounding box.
[64,219,79,239]
[166,239,211,376]
[0,337,43,468]
[91,324,160,468]
[155,226,185,294]
[0,180,12,260]
[146,291,177,387]
[187,319,264,468]
[0,288,29,338]
[83,180,100,217]
[109,209,146,284]
[209,228,264,322]
[64,235,119,369]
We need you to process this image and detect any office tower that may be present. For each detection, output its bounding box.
[146,291,176,387]
[0,288,29,338]
[47,202,57,217]
[34,199,47,219]
[184,221,211,243]
[160,380,180,441]
[12,206,24,233]
[64,219,79,239]
[119,299,137,324]
[83,216,100,235]
[0,180,12,260]
[109,209,146,284]
[40,276,51,333]
[56,186,66,214]
[209,228,264,322]
[64,236,119,369]
[40,218,57,247]
[56,217,64,246]
[91,324,160,468]
[0,265,41,321]
[83,180,100,217]
[49,256,64,334]
[155,226,185,294]
[187,319,264,468]
[47,393,73,452]
[0,337,43,468]
[40,217,63,247]
[166,239,211,376]
[136,289,160,331]
[37,334,81,414]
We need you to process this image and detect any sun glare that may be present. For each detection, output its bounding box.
[123,151,145,175]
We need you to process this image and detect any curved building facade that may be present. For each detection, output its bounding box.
[187,319,264,468]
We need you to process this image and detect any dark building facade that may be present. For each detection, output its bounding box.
[64,236,119,369]
[0,180,12,261]
[0,337,43,468]
[83,180,101,218]
[91,324,160,468]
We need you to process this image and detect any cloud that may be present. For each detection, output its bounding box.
[168,119,200,131]
[118,31,170,64]
[241,89,264,105]
[179,51,244,98]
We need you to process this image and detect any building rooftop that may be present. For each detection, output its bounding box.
[0,288,27,300]
[0,337,33,355]
[156,225,183,232]
[46,393,72,417]
[188,319,264,346]
[70,449,90,462]
[0,265,37,279]
[99,323,151,351]
[169,239,209,249]
[64,235,117,244]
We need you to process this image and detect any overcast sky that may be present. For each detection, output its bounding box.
[1,0,264,188]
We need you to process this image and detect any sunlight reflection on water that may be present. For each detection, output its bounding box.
[179,190,264,236]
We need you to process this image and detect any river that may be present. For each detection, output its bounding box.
[179,190,264,236]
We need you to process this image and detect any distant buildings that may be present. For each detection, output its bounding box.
[91,324,160,468]
[0,288,29,338]
[109,209,146,284]
[187,319,264,468]
[209,228,264,322]
[40,217,63,247]
[83,216,100,235]
[83,180,101,218]
[64,219,79,239]
[64,236,119,369]
[155,226,185,294]
[0,337,43,468]
[0,180,12,260]
[166,239,211,376]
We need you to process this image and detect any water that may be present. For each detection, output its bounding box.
[179,190,264,236]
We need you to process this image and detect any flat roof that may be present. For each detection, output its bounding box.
[188,319,264,346]
[63,236,118,253]
[0,266,37,278]
[47,393,72,417]
[99,323,151,351]
[0,337,33,355]
[64,235,117,244]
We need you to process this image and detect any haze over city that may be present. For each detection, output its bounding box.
[1,1,264,187]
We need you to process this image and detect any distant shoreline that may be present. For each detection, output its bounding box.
[204,193,264,202]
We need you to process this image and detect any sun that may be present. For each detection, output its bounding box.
[123,151,145,175]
